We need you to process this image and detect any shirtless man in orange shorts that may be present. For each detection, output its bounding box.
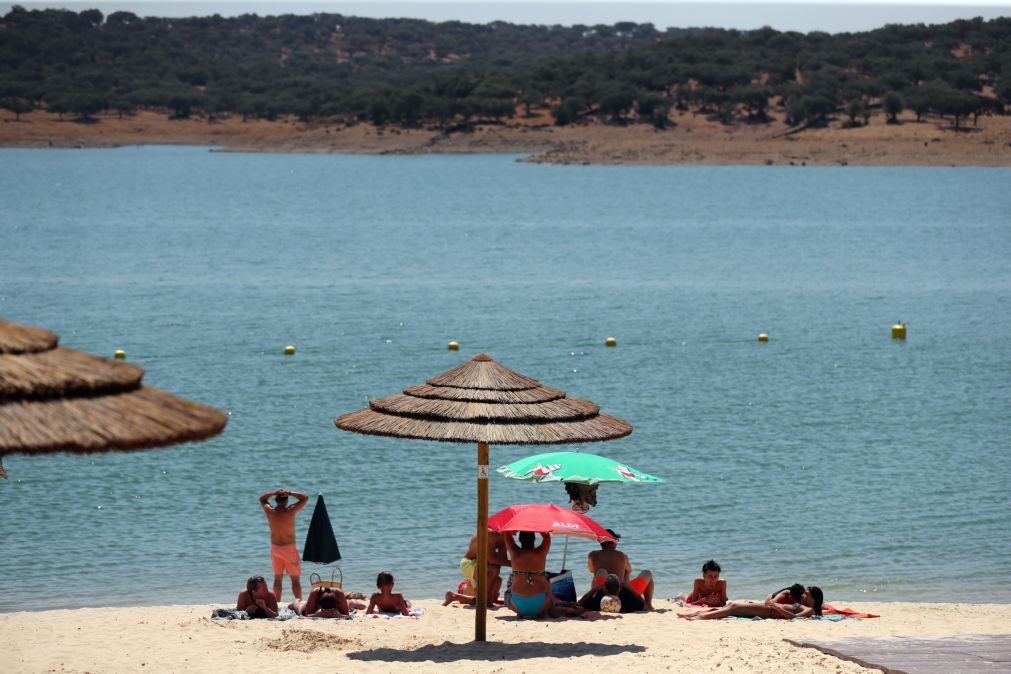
[260,488,308,601]
[587,528,655,610]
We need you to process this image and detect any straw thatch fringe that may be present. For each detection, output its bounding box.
[0,348,143,400]
[369,393,599,422]
[335,408,631,445]
[0,320,58,355]
[335,353,632,446]
[0,319,228,475]
[0,387,228,455]
[404,383,565,404]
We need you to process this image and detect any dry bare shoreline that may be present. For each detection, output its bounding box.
[2,107,1010,167]
[3,599,1011,673]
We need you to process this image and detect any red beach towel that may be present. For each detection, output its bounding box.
[822,604,879,618]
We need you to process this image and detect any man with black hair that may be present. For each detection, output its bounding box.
[587,529,655,610]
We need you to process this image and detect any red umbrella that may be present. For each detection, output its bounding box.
[487,503,616,542]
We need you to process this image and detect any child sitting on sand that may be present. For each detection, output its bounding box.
[676,559,728,607]
[366,571,411,615]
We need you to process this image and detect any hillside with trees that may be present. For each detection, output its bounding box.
[1,6,1009,131]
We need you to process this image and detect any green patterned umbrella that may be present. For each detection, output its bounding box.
[497,451,662,485]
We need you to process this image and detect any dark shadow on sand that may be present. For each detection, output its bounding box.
[347,640,646,663]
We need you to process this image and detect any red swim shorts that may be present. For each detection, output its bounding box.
[270,544,301,576]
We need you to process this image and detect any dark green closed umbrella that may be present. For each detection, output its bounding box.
[302,493,341,565]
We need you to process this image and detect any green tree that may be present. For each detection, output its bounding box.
[903,85,931,122]
[637,92,670,127]
[392,91,424,126]
[598,83,637,122]
[735,84,772,120]
[367,98,390,126]
[845,98,866,126]
[167,93,194,119]
[883,91,903,123]
[519,88,543,117]
[46,98,70,121]
[68,94,105,122]
[717,100,736,124]
[997,80,1011,114]
[550,97,583,125]
[940,90,977,129]
[1,96,32,120]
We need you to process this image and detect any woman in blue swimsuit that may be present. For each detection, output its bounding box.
[504,532,554,618]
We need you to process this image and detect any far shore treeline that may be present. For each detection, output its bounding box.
[1,6,1009,130]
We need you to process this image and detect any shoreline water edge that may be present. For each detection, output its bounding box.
[2,109,1010,166]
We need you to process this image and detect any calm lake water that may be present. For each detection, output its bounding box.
[1,147,1009,611]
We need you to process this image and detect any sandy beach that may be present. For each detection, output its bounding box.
[3,600,1010,673]
[2,107,1009,166]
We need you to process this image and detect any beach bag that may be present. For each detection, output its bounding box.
[548,570,577,603]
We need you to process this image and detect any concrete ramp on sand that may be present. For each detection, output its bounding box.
[786,635,1011,673]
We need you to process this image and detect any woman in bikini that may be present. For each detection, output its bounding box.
[679,584,823,620]
[502,531,587,618]
[503,531,554,618]
[305,588,351,618]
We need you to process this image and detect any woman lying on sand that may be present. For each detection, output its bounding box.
[679,585,823,620]
[288,586,366,617]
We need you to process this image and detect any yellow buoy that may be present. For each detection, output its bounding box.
[891,323,906,339]
[448,341,459,351]
[758,333,769,343]
[605,337,617,347]
[113,349,126,360]
[284,344,296,355]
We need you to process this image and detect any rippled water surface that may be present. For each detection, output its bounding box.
[1,147,1009,610]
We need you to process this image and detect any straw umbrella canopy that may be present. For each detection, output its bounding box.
[0,319,228,479]
[334,352,632,641]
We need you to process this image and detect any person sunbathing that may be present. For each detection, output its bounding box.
[367,571,410,615]
[767,583,805,606]
[579,573,646,613]
[237,575,279,618]
[289,585,363,615]
[680,585,824,620]
[306,588,350,618]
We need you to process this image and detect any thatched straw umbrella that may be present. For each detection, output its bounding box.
[335,352,632,641]
[0,319,228,479]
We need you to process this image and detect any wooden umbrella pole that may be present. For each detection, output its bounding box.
[476,442,490,642]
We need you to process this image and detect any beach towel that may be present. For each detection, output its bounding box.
[211,608,299,621]
[723,614,847,621]
[356,607,426,620]
[822,604,880,619]
[303,612,353,620]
